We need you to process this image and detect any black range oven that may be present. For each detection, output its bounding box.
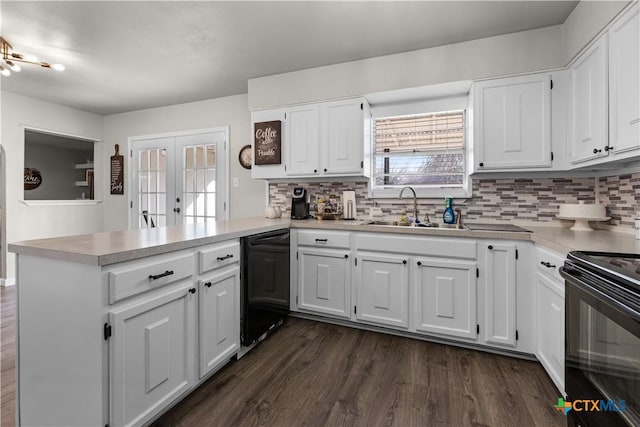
[560,251,640,427]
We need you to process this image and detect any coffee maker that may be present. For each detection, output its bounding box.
[290,187,309,219]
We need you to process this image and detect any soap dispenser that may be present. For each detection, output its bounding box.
[443,197,456,224]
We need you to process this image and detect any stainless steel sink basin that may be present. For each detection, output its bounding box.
[365,220,410,227]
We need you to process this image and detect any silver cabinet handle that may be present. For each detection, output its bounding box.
[630,118,640,125]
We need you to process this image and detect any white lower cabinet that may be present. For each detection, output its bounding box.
[355,252,409,328]
[298,247,351,319]
[109,284,197,427]
[535,245,566,395]
[413,257,477,340]
[198,265,240,379]
[536,272,565,395]
[481,242,517,348]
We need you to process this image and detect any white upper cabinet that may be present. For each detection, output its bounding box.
[473,73,552,170]
[568,35,609,165]
[286,104,321,176]
[609,3,640,158]
[251,98,367,179]
[323,99,365,175]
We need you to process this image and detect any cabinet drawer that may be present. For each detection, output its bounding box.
[535,246,566,283]
[198,240,240,274]
[297,230,350,249]
[107,251,194,304]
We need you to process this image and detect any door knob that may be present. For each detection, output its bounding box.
[173,207,181,213]
[176,197,181,203]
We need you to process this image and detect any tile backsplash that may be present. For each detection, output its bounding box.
[269,172,640,230]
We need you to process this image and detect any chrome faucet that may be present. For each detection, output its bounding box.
[398,186,418,220]
[455,208,463,229]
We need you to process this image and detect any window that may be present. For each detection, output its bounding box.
[370,109,468,198]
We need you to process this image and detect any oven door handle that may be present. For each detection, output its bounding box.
[560,266,640,321]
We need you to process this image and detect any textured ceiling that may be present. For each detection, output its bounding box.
[1,1,578,115]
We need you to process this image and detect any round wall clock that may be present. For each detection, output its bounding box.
[239,145,252,169]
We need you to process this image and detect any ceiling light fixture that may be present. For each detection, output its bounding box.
[0,37,65,76]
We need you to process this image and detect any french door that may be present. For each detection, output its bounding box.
[131,129,227,229]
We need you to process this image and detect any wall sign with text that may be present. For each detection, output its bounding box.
[24,168,42,190]
[254,121,281,165]
[110,144,124,195]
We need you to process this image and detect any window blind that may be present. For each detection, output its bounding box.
[374,110,464,154]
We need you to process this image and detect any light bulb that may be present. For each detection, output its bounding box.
[1,67,11,77]
[5,60,20,72]
[51,63,65,71]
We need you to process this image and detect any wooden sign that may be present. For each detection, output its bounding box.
[24,168,42,190]
[110,144,124,195]
[254,121,281,165]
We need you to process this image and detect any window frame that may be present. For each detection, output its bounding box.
[368,95,472,199]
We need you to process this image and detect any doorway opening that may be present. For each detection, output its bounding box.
[0,144,5,282]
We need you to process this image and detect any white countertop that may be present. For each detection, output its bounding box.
[9,217,640,265]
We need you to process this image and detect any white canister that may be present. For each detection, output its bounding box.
[635,218,640,240]
[265,206,277,219]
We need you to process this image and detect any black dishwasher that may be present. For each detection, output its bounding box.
[241,229,290,346]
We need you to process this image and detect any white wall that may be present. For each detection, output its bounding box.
[562,1,630,64]
[248,25,564,110]
[102,94,264,232]
[0,91,104,280]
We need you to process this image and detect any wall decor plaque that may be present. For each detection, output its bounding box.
[24,168,42,190]
[110,144,124,195]
[254,121,281,165]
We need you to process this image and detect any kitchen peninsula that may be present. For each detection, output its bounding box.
[9,218,639,426]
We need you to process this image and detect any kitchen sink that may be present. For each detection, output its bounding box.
[365,220,467,229]
[365,220,410,227]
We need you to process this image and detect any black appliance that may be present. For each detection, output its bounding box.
[240,229,290,347]
[290,187,309,219]
[560,251,640,427]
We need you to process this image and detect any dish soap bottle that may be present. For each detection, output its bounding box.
[443,197,456,224]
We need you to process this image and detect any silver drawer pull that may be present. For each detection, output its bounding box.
[630,118,640,125]
[149,270,174,280]
[540,261,556,269]
[216,254,234,261]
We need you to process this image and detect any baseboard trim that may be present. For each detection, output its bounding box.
[1,277,16,287]
[289,311,537,361]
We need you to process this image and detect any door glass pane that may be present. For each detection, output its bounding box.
[207,147,216,167]
[180,143,217,224]
[136,147,167,229]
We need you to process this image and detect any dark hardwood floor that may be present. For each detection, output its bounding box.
[0,286,565,426]
[154,319,565,427]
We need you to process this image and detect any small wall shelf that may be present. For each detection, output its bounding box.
[75,181,89,187]
[75,162,94,170]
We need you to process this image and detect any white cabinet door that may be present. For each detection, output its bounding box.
[110,284,196,427]
[569,35,609,165]
[199,265,240,379]
[286,104,320,175]
[536,272,565,395]
[298,247,351,318]
[474,73,552,170]
[482,243,517,348]
[323,99,364,175]
[414,257,477,340]
[609,3,640,157]
[355,252,409,328]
